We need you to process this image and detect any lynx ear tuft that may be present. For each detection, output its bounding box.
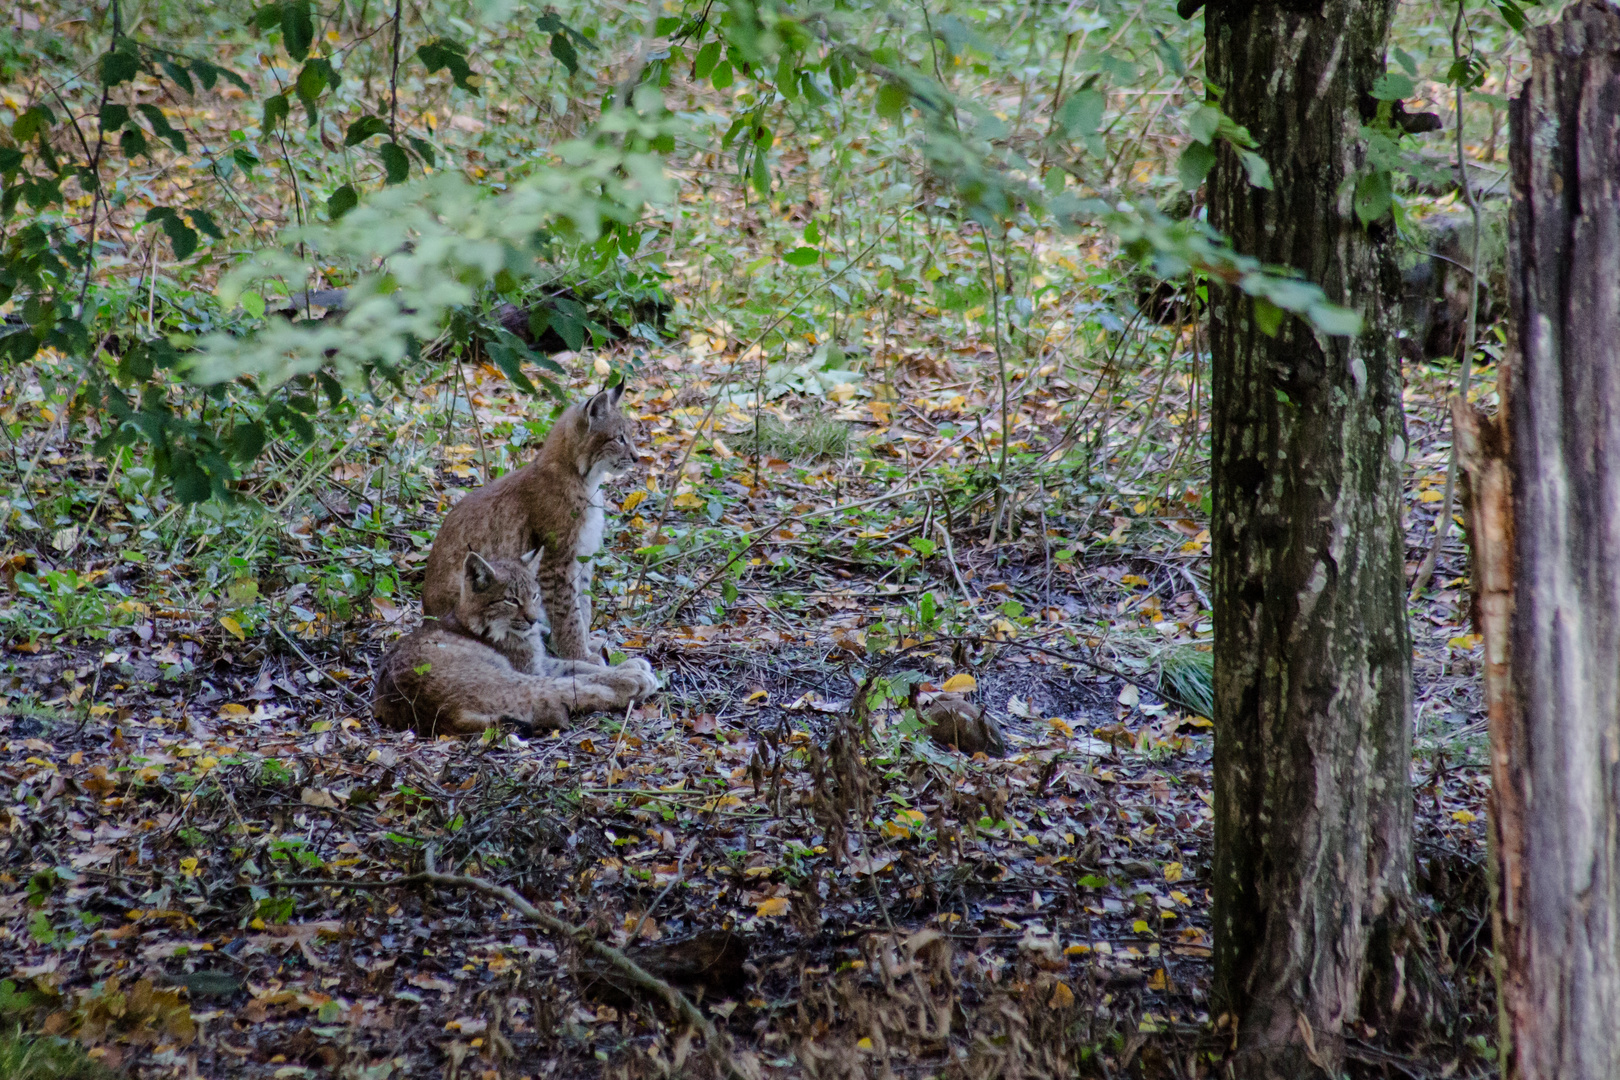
[463,551,497,592]
[520,548,543,571]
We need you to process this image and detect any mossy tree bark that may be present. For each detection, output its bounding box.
[1204,0,1415,1073]
[1458,4,1620,1075]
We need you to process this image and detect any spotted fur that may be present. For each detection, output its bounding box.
[422,385,638,663]
[375,552,656,737]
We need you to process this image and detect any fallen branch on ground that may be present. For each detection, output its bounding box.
[262,869,754,1080]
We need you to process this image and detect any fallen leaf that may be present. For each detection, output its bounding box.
[941,673,977,692]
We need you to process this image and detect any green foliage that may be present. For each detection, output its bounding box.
[0,0,1513,509]
[0,1027,110,1080]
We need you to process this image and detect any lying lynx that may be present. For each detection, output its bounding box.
[375,551,656,737]
[422,384,636,663]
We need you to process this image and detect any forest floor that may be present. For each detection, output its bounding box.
[1,325,1498,1079]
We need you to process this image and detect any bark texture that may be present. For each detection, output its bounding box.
[1204,0,1415,1072]
[1466,4,1620,1075]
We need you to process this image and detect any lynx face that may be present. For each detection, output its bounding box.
[457,551,546,646]
[577,384,639,480]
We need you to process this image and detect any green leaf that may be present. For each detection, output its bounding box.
[550,33,579,75]
[99,103,130,132]
[162,59,196,95]
[782,246,819,267]
[100,46,140,87]
[327,182,358,218]
[144,206,178,223]
[12,106,53,141]
[1177,140,1217,191]
[693,40,721,80]
[710,59,734,90]
[262,94,289,136]
[1151,28,1186,77]
[231,147,260,174]
[1188,104,1222,145]
[120,127,149,159]
[378,142,409,184]
[190,207,223,239]
[1353,168,1393,225]
[551,310,585,352]
[1057,89,1104,137]
[1497,0,1526,32]
[240,292,266,318]
[160,214,199,260]
[876,81,908,120]
[1305,302,1363,337]
[418,39,479,92]
[230,421,266,462]
[1239,150,1273,190]
[406,136,436,168]
[295,62,329,122]
[1253,296,1283,337]
[1370,72,1415,101]
[344,114,389,145]
[171,452,211,503]
[282,0,315,60]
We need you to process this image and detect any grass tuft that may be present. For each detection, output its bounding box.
[751,414,852,460]
[0,1029,110,1080]
[1157,645,1214,718]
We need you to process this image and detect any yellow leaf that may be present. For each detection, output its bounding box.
[941,673,977,692]
[219,615,246,641]
[672,492,703,510]
[218,703,251,718]
[1147,968,1168,991]
[179,858,199,877]
[1048,980,1075,1008]
[1064,943,1091,956]
[1418,489,1445,503]
[1132,919,1151,933]
[881,818,912,840]
[856,1037,874,1051]
[1163,862,1184,884]
[1048,717,1075,737]
[1451,809,1477,824]
[621,490,647,513]
[1448,634,1483,651]
[1121,574,1150,587]
[745,689,769,704]
[755,897,790,917]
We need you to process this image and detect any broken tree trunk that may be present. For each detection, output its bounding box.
[1456,2,1620,1076]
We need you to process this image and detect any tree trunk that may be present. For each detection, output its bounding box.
[1204,0,1415,1072]
[1457,3,1620,1075]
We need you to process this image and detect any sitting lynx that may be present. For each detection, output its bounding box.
[422,384,636,663]
[375,551,656,737]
